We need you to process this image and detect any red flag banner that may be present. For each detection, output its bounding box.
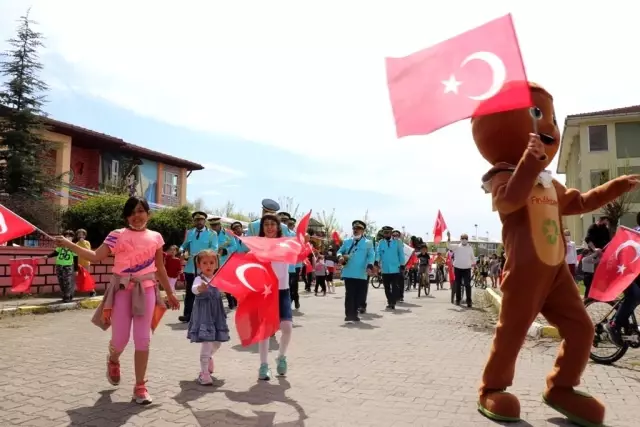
[212,253,280,346]
[432,210,448,244]
[0,204,37,245]
[76,266,96,292]
[589,227,640,301]
[386,14,532,137]
[10,258,40,293]
[331,231,341,246]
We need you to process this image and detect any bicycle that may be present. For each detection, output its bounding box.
[418,270,430,297]
[370,273,383,289]
[586,298,640,364]
[472,269,486,288]
[435,267,445,290]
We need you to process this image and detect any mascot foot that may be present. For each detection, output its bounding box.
[542,388,605,427]
[477,390,520,422]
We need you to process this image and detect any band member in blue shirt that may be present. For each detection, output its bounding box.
[375,226,406,309]
[209,216,239,309]
[246,199,284,236]
[230,221,249,253]
[337,220,375,322]
[179,211,218,322]
[279,212,302,309]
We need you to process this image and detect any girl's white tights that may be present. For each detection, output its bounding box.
[258,320,293,364]
[200,341,221,372]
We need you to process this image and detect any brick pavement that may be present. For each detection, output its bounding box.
[1,285,640,426]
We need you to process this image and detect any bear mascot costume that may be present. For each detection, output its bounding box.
[472,81,639,426]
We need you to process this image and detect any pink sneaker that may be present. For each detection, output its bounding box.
[106,355,120,386]
[208,358,214,374]
[132,383,152,405]
[197,371,213,386]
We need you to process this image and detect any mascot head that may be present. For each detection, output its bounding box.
[471,82,561,167]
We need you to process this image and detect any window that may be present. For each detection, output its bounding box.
[163,171,178,197]
[110,160,120,184]
[589,169,609,188]
[588,125,608,152]
[618,166,640,203]
[615,122,640,158]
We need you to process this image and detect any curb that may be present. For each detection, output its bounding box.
[484,288,560,339]
[0,292,186,317]
[0,280,345,317]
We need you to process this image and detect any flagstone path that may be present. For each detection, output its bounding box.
[1,285,640,426]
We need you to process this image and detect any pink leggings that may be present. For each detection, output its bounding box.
[110,286,156,352]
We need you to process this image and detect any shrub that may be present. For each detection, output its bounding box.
[61,195,128,247]
[148,205,191,248]
[61,195,192,248]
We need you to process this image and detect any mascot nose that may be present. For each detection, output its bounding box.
[539,133,555,145]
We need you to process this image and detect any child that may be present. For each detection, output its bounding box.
[325,252,336,293]
[580,246,599,302]
[488,254,500,288]
[54,196,180,405]
[45,230,78,302]
[314,255,327,296]
[164,245,182,293]
[75,228,96,297]
[187,249,230,385]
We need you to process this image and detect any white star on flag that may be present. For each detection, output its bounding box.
[617,264,627,274]
[441,75,462,94]
[262,284,272,298]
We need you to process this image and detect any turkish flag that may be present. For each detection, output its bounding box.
[406,252,418,269]
[589,227,640,301]
[432,210,448,244]
[0,204,37,245]
[386,14,532,137]
[10,258,39,293]
[446,253,455,282]
[212,253,280,346]
[331,231,341,246]
[76,266,96,292]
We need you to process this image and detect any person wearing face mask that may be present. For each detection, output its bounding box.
[44,230,79,302]
[563,229,578,280]
[179,211,219,323]
[375,226,406,309]
[446,231,476,307]
[337,220,375,322]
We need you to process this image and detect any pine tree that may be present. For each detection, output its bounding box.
[0,9,52,197]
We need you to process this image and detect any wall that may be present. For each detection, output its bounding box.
[45,130,72,208]
[69,146,100,189]
[0,246,113,296]
[138,159,158,203]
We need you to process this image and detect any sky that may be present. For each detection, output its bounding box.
[1,1,638,241]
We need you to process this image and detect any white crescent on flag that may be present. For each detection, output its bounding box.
[235,263,267,292]
[0,211,7,234]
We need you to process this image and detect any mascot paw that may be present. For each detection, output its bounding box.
[543,388,605,427]
[477,391,520,422]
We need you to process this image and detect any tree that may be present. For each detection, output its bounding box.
[278,196,301,219]
[362,209,378,238]
[210,200,255,223]
[0,10,54,198]
[187,197,208,212]
[314,208,342,234]
[596,163,637,232]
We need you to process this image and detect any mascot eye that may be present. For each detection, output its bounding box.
[529,107,543,121]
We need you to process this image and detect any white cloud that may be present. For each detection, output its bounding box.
[4,0,638,237]
[201,190,222,196]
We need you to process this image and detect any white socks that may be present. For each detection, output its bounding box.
[200,341,221,372]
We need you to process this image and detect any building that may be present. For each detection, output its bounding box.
[41,117,204,208]
[428,237,502,255]
[557,105,640,243]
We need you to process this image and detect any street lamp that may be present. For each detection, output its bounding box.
[474,224,478,241]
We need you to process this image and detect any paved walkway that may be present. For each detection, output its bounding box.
[1,286,639,426]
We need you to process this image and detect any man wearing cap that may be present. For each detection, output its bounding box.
[446,231,476,307]
[375,226,406,310]
[179,211,219,322]
[337,220,375,322]
[280,214,303,309]
[230,221,249,253]
[246,199,288,236]
[210,217,239,309]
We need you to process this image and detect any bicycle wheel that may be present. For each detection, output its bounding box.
[585,299,629,365]
[425,279,431,296]
[371,275,382,289]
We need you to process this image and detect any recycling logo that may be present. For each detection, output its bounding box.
[542,218,559,245]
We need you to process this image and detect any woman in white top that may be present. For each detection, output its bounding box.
[257,214,293,381]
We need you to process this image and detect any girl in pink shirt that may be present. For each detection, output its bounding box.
[55,196,180,405]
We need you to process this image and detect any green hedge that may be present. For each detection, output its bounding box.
[61,195,191,249]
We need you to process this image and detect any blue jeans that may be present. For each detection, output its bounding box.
[613,280,640,327]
